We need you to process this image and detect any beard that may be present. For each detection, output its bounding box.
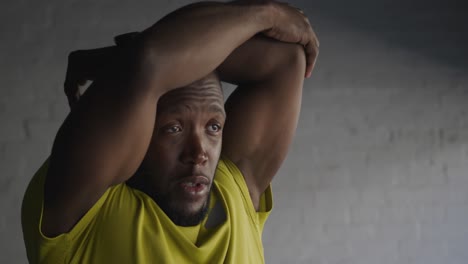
[152,187,212,227]
[128,162,220,227]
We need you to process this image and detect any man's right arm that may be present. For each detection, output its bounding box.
[42,1,312,237]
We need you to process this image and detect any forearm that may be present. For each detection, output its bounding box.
[138,1,276,93]
[217,35,305,85]
[65,1,316,104]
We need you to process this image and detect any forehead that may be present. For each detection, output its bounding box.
[157,76,225,117]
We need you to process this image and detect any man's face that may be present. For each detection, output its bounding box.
[140,72,225,226]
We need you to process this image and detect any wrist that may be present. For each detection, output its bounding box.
[262,1,281,30]
[227,1,276,32]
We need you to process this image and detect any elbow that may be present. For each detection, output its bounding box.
[270,43,306,80]
[287,44,307,74]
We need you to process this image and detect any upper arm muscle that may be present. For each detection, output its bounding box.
[221,48,305,208]
[43,75,158,237]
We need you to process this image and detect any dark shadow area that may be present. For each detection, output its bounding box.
[302,0,468,70]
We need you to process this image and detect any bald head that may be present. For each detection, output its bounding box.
[157,71,224,116]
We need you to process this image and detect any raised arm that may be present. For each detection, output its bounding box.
[42,1,313,237]
[217,31,318,209]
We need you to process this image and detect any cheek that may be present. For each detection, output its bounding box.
[145,137,181,168]
[209,138,222,162]
[154,142,181,164]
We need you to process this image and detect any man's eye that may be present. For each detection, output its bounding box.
[207,124,222,133]
[165,125,182,133]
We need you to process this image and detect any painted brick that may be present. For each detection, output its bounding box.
[1,0,468,263]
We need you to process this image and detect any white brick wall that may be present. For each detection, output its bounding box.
[1,0,467,263]
[262,14,468,263]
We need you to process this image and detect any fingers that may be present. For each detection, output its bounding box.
[64,50,86,109]
[63,47,115,110]
[65,84,79,109]
[64,69,77,109]
[303,41,318,78]
[309,24,320,49]
[299,10,319,78]
[290,5,304,14]
[285,3,318,75]
[65,76,88,109]
[64,78,81,109]
[297,23,318,78]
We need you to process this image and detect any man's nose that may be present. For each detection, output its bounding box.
[181,133,208,166]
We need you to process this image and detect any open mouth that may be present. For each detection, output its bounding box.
[180,182,207,193]
[177,176,210,197]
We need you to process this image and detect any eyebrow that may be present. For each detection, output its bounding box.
[208,104,226,117]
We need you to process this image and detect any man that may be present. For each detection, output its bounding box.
[22,1,318,263]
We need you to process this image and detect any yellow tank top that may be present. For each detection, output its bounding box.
[22,156,273,264]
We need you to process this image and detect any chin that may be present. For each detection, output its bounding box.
[156,192,211,226]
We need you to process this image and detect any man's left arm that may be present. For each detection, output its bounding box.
[217,34,318,210]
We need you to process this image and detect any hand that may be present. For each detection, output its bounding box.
[64,46,118,109]
[64,32,143,109]
[266,2,319,77]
